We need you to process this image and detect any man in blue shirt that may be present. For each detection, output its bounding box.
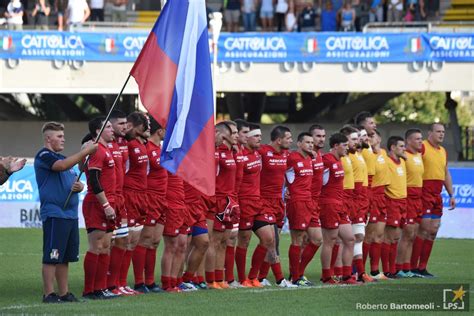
[34,121,97,303]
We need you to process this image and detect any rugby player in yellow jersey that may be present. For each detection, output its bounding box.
[396,128,424,278]
[382,136,407,279]
[411,123,455,278]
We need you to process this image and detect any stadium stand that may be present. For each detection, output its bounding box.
[444,0,474,21]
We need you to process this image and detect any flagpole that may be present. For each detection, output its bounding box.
[210,12,222,122]
[63,74,132,209]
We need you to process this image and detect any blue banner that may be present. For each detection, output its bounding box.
[0,31,473,63]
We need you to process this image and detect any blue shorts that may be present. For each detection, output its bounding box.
[42,217,79,264]
[260,10,274,18]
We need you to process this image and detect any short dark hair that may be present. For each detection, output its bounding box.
[216,121,232,135]
[340,125,359,136]
[308,124,324,135]
[81,133,93,144]
[127,112,149,131]
[248,123,260,131]
[88,117,106,138]
[110,109,127,120]
[405,128,422,140]
[354,111,373,126]
[149,115,163,135]
[429,122,445,131]
[329,133,348,147]
[234,118,250,132]
[297,132,312,142]
[270,125,291,141]
[42,121,64,133]
[387,136,404,151]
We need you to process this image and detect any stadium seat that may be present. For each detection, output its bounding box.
[136,11,161,24]
[443,0,474,21]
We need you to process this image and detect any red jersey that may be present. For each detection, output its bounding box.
[285,151,313,201]
[124,139,148,191]
[239,147,262,199]
[320,153,345,205]
[259,144,288,199]
[108,141,124,194]
[233,145,245,196]
[117,136,129,168]
[166,172,185,209]
[311,150,324,199]
[215,144,237,198]
[146,141,168,196]
[85,142,116,202]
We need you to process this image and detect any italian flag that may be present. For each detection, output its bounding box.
[105,38,115,53]
[410,37,422,53]
[306,38,317,53]
[1,36,12,50]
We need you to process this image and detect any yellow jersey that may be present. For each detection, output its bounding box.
[406,150,424,188]
[349,152,368,186]
[362,145,376,176]
[385,155,407,199]
[341,156,355,190]
[372,149,390,187]
[421,140,447,181]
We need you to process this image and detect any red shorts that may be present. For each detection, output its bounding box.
[422,191,443,218]
[202,195,217,213]
[310,199,321,228]
[83,198,115,231]
[212,196,239,231]
[239,198,273,230]
[261,197,285,228]
[112,194,127,227]
[319,202,351,229]
[163,207,189,237]
[187,200,208,230]
[353,183,369,224]
[369,186,387,223]
[286,200,317,231]
[145,192,166,226]
[123,190,148,227]
[386,197,407,228]
[405,194,423,225]
[342,189,356,218]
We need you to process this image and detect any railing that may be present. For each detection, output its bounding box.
[363,21,474,32]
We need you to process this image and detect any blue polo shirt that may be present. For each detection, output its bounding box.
[34,148,79,221]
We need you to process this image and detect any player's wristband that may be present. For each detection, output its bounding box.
[448,194,453,198]
[102,202,110,210]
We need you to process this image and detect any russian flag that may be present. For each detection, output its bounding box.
[130,0,215,196]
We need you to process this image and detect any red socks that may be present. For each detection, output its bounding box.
[299,242,320,278]
[410,236,424,270]
[381,242,391,273]
[132,245,147,285]
[205,271,215,283]
[370,242,381,272]
[107,246,125,289]
[418,239,434,270]
[389,242,398,275]
[353,258,365,275]
[330,244,339,270]
[271,263,284,283]
[225,246,235,282]
[258,261,271,280]
[94,254,110,291]
[402,262,411,271]
[83,251,99,294]
[183,271,194,283]
[288,244,301,281]
[145,248,157,286]
[342,266,352,278]
[235,247,247,282]
[334,266,342,276]
[161,275,170,289]
[215,269,224,282]
[322,268,332,280]
[118,250,133,287]
[362,242,370,265]
[248,245,267,280]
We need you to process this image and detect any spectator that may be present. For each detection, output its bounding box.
[66,0,90,29]
[32,0,51,30]
[242,0,257,32]
[275,0,289,31]
[260,0,275,31]
[405,0,425,21]
[298,1,317,32]
[54,0,67,31]
[285,0,297,31]
[111,0,127,22]
[387,0,403,22]
[224,0,241,32]
[369,0,383,22]
[0,156,26,185]
[339,1,355,31]
[321,0,337,31]
[425,0,438,19]
[4,0,23,30]
[332,0,344,12]
[89,0,104,22]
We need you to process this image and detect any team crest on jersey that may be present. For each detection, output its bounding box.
[267,151,273,157]
[297,162,304,167]
[396,167,404,176]
[106,151,111,157]
[152,151,157,157]
[50,249,59,260]
[377,155,385,163]
[107,143,113,148]
[333,163,339,169]
[413,157,422,165]
[134,148,140,154]
[221,152,226,158]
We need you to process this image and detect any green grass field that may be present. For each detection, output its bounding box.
[0,229,472,315]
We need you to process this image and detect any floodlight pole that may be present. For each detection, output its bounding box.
[209,12,222,122]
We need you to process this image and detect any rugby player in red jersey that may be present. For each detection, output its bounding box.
[296,125,325,285]
[205,121,238,289]
[118,112,150,293]
[319,133,357,284]
[225,119,249,288]
[235,123,276,288]
[411,123,455,278]
[256,125,296,288]
[105,110,136,296]
[82,117,118,299]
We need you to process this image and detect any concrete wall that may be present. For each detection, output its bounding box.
[0,121,459,160]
